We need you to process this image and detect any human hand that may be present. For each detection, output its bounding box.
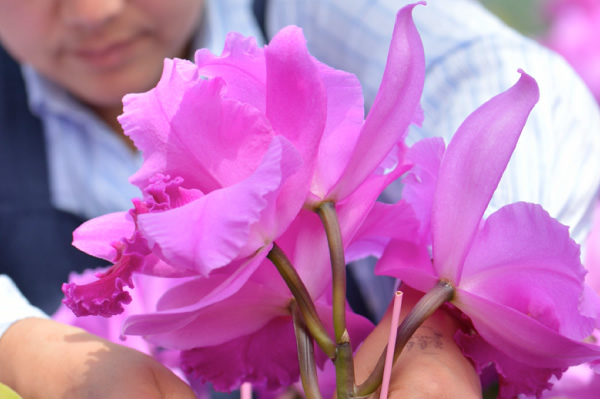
[353,286,482,399]
[0,318,196,399]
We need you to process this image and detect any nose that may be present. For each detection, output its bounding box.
[60,0,124,31]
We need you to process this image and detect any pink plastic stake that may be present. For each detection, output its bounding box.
[380,291,404,399]
[241,382,252,399]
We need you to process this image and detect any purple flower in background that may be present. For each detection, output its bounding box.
[376,71,600,397]
[543,0,600,99]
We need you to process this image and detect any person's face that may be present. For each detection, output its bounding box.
[0,0,204,107]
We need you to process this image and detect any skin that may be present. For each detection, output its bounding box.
[0,318,196,399]
[0,0,204,136]
[353,286,482,399]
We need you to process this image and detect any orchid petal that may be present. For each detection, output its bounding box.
[584,201,600,293]
[455,289,600,369]
[195,32,267,112]
[121,62,274,191]
[72,212,134,262]
[345,201,420,262]
[137,137,298,276]
[331,3,425,200]
[459,202,594,340]
[402,137,446,243]
[180,316,299,392]
[310,63,364,199]
[432,71,539,282]
[123,270,286,349]
[62,253,143,317]
[55,267,189,355]
[272,209,331,298]
[455,330,563,399]
[265,25,327,231]
[137,253,198,278]
[375,239,436,293]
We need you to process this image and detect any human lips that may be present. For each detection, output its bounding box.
[70,35,145,70]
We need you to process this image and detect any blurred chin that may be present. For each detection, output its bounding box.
[64,67,163,108]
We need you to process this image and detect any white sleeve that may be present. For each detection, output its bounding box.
[0,275,48,338]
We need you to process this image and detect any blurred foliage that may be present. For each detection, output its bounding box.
[479,0,549,36]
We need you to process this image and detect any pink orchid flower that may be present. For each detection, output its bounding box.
[376,71,600,398]
[116,209,373,392]
[63,4,425,319]
[543,0,600,100]
[529,201,600,398]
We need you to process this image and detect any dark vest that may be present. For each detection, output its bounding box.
[0,46,106,314]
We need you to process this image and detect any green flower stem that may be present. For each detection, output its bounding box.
[291,301,323,399]
[316,201,357,397]
[315,201,347,343]
[268,243,337,359]
[355,280,455,397]
[334,330,357,399]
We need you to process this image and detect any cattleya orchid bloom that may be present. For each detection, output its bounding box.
[62,3,426,393]
[376,71,600,397]
[62,4,424,319]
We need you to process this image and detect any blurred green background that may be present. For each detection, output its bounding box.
[479,0,548,36]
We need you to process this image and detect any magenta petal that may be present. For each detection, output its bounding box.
[455,289,600,369]
[121,61,274,191]
[137,137,299,276]
[265,26,327,222]
[455,330,563,399]
[272,209,331,298]
[432,71,539,282]
[137,253,198,278]
[537,353,600,399]
[123,267,287,350]
[345,201,420,262]
[72,211,134,261]
[55,267,189,355]
[310,63,364,199]
[402,137,446,243]
[154,245,272,313]
[460,202,594,340]
[331,3,425,200]
[585,200,600,293]
[332,161,414,261]
[195,32,267,112]
[375,239,437,293]
[180,316,299,392]
[62,254,143,317]
[265,26,326,165]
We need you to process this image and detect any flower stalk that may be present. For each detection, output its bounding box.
[356,280,455,397]
[316,201,347,342]
[291,301,323,399]
[335,330,357,399]
[268,243,337,358]
[316,201,358,398]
